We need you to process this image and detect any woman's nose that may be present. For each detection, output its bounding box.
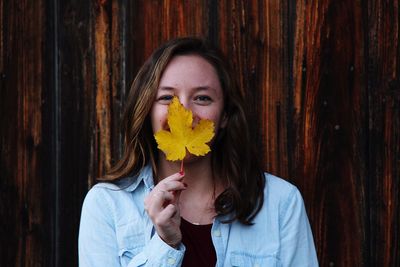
[178,97,190,109]
[177,97,199,126]
[191,116,200,127]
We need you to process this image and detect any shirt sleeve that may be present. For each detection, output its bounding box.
[78,186,185,267]
[279,187,319,267]
[128,233,185,267]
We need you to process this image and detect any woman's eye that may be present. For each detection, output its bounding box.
[194,95,212,105]
[156,95,174,104]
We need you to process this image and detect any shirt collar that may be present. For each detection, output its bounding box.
[119,164,155,192]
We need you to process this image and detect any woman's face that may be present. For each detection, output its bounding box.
[150,54,226,156]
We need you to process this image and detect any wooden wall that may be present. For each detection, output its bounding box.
[0,0,399,266]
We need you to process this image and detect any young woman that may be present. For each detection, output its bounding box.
[79,37,318,266]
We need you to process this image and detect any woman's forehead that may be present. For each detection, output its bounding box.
[158,55,221,90]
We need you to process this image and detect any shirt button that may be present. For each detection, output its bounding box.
[213,230,221,237]
[167,257,176,265]
[254,264,260,267]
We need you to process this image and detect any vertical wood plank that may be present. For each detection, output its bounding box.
[54,0,129,265]
[110,0,127,164]
[291,0,366,265]
[57,0,96,265]
[92,0,128,182]
[0,1,399,266]
[0,0,48,266]
[257,0,290,178]
[127,0,209,73]
[215,0,290,178]
[0,0,3,72]
[367,0,400,266]
[94,0,112,176]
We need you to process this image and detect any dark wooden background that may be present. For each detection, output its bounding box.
[1,0,399,266]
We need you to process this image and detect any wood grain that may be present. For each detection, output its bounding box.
[291,1,367,265]
[0,0,399,266]
[0,0,47,266]
[94,0,112,176]
[215,0,290,179]
[56,0,97,265]
[367,1,400,266]
[127,0,209,71]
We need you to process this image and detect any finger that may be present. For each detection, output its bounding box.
[146,190,174,215]
[156,203,179,225]
[153,190,174,201]
[158,180,187,192]
[155,189,174,201]
[160,172,185,183]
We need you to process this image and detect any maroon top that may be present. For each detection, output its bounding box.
[180,217,217,267]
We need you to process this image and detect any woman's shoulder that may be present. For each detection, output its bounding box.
[85,165,154,196]
[84,179,133,201]
[262,173,304,210]
[81,174,150,223]
[82,168,150,210]
[264,173,298,194]
[81,182,127,212]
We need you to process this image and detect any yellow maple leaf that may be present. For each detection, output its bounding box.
[154,96,215,161]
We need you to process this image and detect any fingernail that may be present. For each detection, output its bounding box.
[179,170,185,176]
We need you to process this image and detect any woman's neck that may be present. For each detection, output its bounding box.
[156,154,225,225]
[157,154,214,189]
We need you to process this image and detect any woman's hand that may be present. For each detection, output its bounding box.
[144,172,186,248]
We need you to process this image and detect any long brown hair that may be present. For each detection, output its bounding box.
[101,37,265,225]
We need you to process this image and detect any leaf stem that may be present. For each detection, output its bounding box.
[180,159,184,174]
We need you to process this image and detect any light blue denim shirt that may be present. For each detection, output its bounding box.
[79,165,318,266]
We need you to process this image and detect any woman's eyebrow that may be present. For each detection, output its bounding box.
[157,85,218,94]
[194,86,211,91]
[193,86,219,93]
[157,86,175,91]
